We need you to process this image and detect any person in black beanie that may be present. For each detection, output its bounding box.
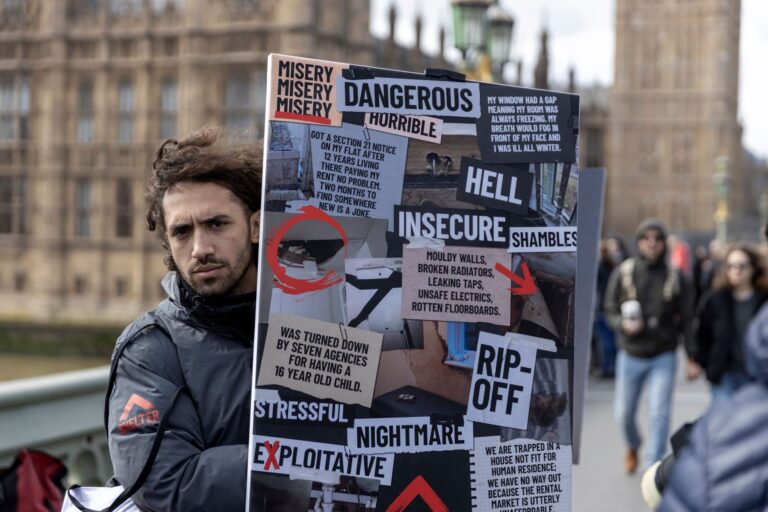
[604,219,695,474]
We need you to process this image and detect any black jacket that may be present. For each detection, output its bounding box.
[605,256,694,358]
[694,288,768,384]
[107,272,254,511]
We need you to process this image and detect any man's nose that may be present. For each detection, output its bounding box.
[191,230,214,261]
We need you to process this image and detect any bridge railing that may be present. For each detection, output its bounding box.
[0,366,113,485]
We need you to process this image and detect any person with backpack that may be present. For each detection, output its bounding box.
[604,219,695,474]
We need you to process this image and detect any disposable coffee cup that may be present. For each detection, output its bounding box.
[621,300,643,332]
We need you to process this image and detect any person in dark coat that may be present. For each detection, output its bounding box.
[594,236,627,378]
[604,219,695,474]
[693,243,768,400]
[659,301,768,510]
[106,127,261,511]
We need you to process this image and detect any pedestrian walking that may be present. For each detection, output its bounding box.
[604,219,694,474]
[692,243,768,400]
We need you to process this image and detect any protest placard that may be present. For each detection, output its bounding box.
[248,53,591,512]
[471,436,572,512]
[257,313,383,407]
[401,246,511,324]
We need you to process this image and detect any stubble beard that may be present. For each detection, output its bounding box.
[184,244,254,298]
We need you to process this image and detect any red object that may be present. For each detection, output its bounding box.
[495,261,537,296]
[274,111,332,125]
[0,449,67,512]
[263,441,281,471]
[386,475,448,512]
[266,205,348,295]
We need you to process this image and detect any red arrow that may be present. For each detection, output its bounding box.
[495,261,537,296]
[386,475,448,512]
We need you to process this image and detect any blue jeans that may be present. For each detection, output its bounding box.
[711,371,751,402]
[614,350,677,467]
[594,313,617,375]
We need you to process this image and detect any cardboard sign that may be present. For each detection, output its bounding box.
[250,53,590,512]
[457,157,533,215]
[257,314,383,407]
[471,436,572,512]
[394,205,511,248]
[269,54,348,127]
[364,112,443,143]
[509,227,578,253]
[305,123,407,222]
[252,435,394,485]
[347,416,474,454]
[337,77,481,118]
[476,84,577,164]
[401,246,511,325]
[466,332,555,429]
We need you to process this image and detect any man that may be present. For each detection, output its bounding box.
[604,219,694,474]
[106,127,261,511]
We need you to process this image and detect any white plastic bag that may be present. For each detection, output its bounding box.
[61,485,138,512]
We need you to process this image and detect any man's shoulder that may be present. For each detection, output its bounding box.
[113,301,177,360]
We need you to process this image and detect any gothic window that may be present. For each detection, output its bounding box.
[68,0,100,21]
[0,75,29,141]
[77,80,94,144]
[116,178,133,238]
[118,80,134,144]
[224,71,266,137]
[109,0,142,17]
[151,0,183,13]
[75,178,91,237]
[160,79,177,139]
[0,175,26,234]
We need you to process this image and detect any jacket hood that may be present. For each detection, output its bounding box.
[745,305,768,384]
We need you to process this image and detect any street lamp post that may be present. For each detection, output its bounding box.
[451,0,514,83]
[713,155,730,244]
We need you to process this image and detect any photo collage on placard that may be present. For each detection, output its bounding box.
[247,54,581,512]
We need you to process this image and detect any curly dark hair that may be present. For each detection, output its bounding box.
[146,127,263,270]
[713,243,768,293]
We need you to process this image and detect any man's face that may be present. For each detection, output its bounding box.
[637,229,665,263]
[163,181,259,297]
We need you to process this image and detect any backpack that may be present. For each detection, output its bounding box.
[618,258,681,303]
[0,449,67,512]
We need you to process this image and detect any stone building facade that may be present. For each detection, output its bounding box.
[606,0,744,235]
[0,0,447,324]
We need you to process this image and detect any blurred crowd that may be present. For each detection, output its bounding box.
[592,229,768,383]
[593,219,768,510]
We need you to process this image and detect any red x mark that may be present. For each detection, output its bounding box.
[263,440,280,471]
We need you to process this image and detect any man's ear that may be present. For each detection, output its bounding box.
[249,210,260,243]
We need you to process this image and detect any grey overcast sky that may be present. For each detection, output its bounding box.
[370,0,768,160]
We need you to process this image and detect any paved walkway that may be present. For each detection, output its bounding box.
[572,350,710,511]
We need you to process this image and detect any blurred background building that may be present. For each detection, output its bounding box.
[0,0,447,326]
[0,0,765,328]
[606,0,748,237]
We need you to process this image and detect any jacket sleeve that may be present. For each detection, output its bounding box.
[657,423,707,512]
[603,263,624,332]
[107,326,247,512]
[692,292,715,368]
[676,274,696,358]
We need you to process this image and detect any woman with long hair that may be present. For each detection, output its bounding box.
[694,243,768,399]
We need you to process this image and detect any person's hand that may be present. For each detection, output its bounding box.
[685,359,702,381]
[621,318,643,336]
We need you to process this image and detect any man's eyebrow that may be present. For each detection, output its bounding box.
[201,214,233,224]
[168,220,191,232]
